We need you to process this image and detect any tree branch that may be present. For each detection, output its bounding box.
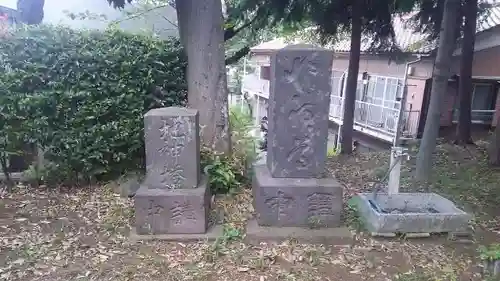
[224,12,260,41]
[225,45,250,65]
[161,14,178,28]
[113,4,170,25]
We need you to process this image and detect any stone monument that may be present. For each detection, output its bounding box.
[252,44,344,231]
[134,107,210,235]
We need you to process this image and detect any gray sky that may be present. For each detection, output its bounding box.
[0,0,178,37]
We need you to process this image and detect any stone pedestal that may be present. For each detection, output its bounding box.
[253,165,342,228]
[247,45,351,245]
[135,176,210,235]
[134,107,212,236]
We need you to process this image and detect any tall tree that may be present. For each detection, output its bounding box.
[489,118,500,165]
[416,0,461,181]
[455,0,478,144]
[340,0,362,154]
[107,0,231,153]
[175,0,230,153]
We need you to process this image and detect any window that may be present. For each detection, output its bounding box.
[260,66,271,80]
[472,84,495,111]
[453,82,496,123]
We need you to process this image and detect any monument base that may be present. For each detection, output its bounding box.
[130,224,224,242]
[245,219,353,245]
[134,175,211,235]
[253,165,343,228]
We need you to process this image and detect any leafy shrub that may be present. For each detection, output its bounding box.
[201,105,258,194]
[228,105,259,181]
[0,25,187,183]
[479,243,500,261]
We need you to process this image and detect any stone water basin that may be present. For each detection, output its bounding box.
[354,193,471,234]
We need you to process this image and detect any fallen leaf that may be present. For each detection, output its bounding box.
[237,267,250,272]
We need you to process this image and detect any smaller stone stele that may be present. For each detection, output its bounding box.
[143,107,200,190]
[135,107,210,235]
[253,165,343,228]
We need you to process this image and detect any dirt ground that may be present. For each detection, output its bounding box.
[0,141,499,281]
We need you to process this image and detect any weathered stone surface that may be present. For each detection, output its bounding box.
[354,193,471,234]
[115,174,141,198]
[245,219,352,245]
[144,107,200,189]
[253,165,343,227]
[267,44,333,178]
[130,224,224,242]
[134,175,210,235]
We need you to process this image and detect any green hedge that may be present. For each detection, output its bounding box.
[0,25,187,182]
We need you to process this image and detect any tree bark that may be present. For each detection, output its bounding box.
[174,0,188,48]
[455,0,477,145]
[340,0,362,154]
[416,0,461,181]
[175,0,231,154]
[490,115,500,165]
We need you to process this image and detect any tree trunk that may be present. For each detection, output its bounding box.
[340,0,362,155]
[490,116,500,165]
[175,0,231,154]
[174,0,187,47]
[416,0,461,181]
[455,0,477,145]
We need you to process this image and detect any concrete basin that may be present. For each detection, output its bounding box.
[354,193,471,234]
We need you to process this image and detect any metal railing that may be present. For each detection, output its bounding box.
[353,100,400,134]
[241,74,270,99]
[241,71,421,142]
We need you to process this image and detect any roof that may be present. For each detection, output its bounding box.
[251,3,500,55]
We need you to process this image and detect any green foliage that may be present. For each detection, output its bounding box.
[235,0,417,52]
[203,153,238,194]
[228,105,258,179]
[0,25,187,183]
[222,225,242,242]
[345,197,365,232]
[479,244,500,261]
[327,146,340,157]
[201,105,258,194]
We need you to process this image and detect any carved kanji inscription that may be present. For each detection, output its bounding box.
[170,201,197,225]
[264,191,296,221]
[307,193,337,218]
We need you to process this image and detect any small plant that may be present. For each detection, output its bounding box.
[345,198,365,232]
[228,106,259,182]
[327,146,340,157]
[479,244,500,261]
[202,154,238,194]
[200,105,257,194]
[222,225,242,242]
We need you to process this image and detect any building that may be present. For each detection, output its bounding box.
[0,5,19,26]
[241,6,500,144]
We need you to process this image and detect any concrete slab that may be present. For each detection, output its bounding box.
[245,219,353,245]
[130,224,224,242]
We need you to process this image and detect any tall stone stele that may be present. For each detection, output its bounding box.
[134,107,210,235]
[253,44,344,227]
